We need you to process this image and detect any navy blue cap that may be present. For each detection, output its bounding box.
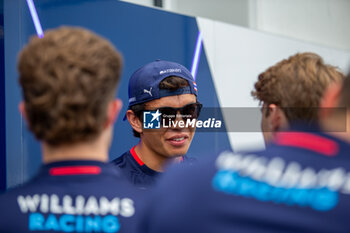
[127,60,198,107]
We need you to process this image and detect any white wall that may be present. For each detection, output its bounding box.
[198,17,350,152]
[120,0,153,7]
[255,0,350,50]
[163,0,250,27]
[120,0,350,50]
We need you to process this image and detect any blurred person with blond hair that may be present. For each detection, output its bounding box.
[252,52,343,143]
[0,26,142,233]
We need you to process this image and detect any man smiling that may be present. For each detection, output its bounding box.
[112,60,201,188]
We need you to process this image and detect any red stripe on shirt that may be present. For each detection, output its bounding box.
[130,146,144,166]
[274,132,338,156]
[49,166,101,176]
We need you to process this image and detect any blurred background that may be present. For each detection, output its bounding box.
[1,0,349,191]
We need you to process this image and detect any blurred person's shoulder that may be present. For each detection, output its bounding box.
[0,161,146,233]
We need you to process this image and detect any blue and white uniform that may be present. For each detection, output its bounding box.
[0,160,143,233]
[139,128,350,233]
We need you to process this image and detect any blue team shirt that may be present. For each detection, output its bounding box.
[112,146,194,189]
[111,147,161,189]
[0,160,144,233]
[139,130,350,233]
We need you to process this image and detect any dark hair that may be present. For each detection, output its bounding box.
[131,76,190,137]
[18,26,123,146]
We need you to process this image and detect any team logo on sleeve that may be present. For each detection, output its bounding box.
[143,110,161,129]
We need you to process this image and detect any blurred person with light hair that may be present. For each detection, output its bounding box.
[252,52,343,143]
[0,26,143,233]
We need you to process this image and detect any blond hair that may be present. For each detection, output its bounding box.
[18,26,123,145]
[252,52,343,123]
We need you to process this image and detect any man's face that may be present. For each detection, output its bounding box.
[141,94,197,158]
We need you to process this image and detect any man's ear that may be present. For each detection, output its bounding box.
[268,104,288,132]
[126,110,143,135]
[319,83,342,120]
[19,102,28,122]
[105,99,123,128]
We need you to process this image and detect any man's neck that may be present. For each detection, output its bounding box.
[42,140,109,164]
[321,115,350,144]
[134,143,182,172]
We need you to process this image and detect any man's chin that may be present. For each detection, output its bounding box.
[162,142,190,158]
[166,149,188,158]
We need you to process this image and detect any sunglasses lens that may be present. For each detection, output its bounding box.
[147,103,202,125]
[160,108,177,122]
[181,103,202,120]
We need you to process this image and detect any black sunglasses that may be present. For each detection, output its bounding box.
[143,102,202,122]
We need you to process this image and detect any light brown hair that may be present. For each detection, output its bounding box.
[18,26,123,146]
[252,52,344,123]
